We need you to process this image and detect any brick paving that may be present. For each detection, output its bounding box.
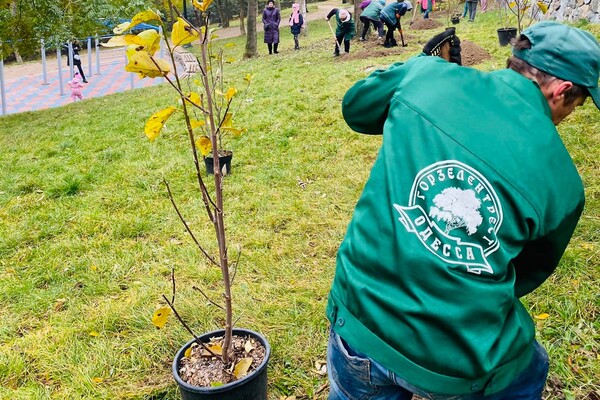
[1,53,163,116]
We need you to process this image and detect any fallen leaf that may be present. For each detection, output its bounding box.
[92,377,104,383]
[534,313,549,320]
[151,306,171,329]
[89,331,99,337]
[314,359,327,376]
[233,357,253,378]
[244,339,255,354]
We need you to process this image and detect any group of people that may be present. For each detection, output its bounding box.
[262,0,304,53]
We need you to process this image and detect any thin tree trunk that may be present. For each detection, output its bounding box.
[354,0,363,36]
[9,0,24,63]
[300,0,307,35]
[239,2,246,35]
[244,0,258,58]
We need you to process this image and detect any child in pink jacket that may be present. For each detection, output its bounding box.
[67,72,84,102]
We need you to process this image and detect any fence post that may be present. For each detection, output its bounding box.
[41,39,49,85]
[68,42,74,79]
[95,35,101,75]
[87,37,93,78]
[0,51,6,116]
[57,48,65,96]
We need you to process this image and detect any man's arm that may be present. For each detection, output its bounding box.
[341,60,410,135]
[512,202,584,297]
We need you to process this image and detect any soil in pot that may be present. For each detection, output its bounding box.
[178,333,267,388]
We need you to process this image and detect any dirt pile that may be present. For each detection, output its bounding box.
[409,18,443,30]
[460,39,492,66]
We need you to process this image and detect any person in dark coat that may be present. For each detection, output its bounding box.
[63,40,88,83]
[289,3,304,50]
[262,0,281,54]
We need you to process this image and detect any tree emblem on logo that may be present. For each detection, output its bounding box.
[428,187,483,235]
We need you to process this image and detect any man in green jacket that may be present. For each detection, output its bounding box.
[327,21,600,399]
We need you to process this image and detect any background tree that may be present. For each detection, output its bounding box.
[243,0,258,58]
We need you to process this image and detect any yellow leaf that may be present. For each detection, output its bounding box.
[103,35,131,47]
[113,21,133,35]
[90,265,97,271]
[225,87,237,102]
[145,106,177,141]
[172,17,200,46]
[186,92,202,107]
[222,127,246,136]
[151,306,171,329]
[233,357,253,379]
[225,57,236,63]
[125,45,170,78]
[221,112,233,128]
[243,73,254,83]
[196,135,212,156]
[113,10,160,34]
[508,1,516,7]
[89,331,99,337]
[92,377,104,383]
[534,313,550,320]
[536,1,548,12]
[191,119,206,129]
[136,29,161,55]
[199,343,222,356]
[184,347,193,358]
[224,43,236,48]
[192,0,214,12]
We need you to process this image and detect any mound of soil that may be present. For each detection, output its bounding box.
[409,18,443,30]
[460,39,492,66]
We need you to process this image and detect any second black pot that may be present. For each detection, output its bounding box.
[173,328,271,400]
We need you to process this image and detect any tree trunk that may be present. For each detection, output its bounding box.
[9,0,24,64]
[354,0,363,36]
[244,0,258,58]
[300,0,308,35]
[239,2,246,35]
[216,0,230,27]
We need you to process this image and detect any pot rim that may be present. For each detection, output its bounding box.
[172,328,271,394]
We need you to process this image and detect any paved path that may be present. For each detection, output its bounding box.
[0,0,339,116]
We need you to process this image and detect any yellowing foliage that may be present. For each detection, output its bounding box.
[125,45,171,78]
[196,136,212,156]
[145,106,178,141]
[192,0,214,12]
[114,10,161,34]
[172,17,200,46]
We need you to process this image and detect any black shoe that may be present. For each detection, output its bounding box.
[274,50,279,54]
[83,79,88,83]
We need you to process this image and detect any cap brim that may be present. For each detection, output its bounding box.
[590,86,600,111]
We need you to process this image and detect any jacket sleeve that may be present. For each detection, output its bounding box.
[512,200,584,297]
[341,60,410,135]
[327,8,338,19]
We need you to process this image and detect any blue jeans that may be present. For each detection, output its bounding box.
[327,330,548,400]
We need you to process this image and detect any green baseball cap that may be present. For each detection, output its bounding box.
[512,21,600,110]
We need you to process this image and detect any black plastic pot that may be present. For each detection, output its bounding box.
[173,328,271,400]
[451,16,460,24]
[497,27,517,46]
[204,151,233,175]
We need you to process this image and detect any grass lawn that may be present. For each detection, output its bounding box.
[0,6,599,399]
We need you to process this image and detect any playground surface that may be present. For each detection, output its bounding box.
[1,48,162,116]
[0,0,337,117]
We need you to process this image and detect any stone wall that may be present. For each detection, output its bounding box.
[544,0,600,23]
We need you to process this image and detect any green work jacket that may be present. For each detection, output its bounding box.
[327,56,584,395]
